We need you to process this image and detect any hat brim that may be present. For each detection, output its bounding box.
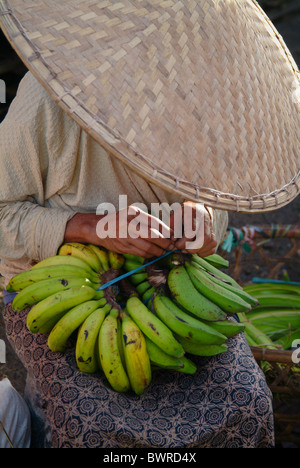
[0,0,299,212]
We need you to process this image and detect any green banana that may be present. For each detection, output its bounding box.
[237,312,278,350]
[88,244,110,271]
[176,335,228,357]
[243,283,300,296]
[243,331,259,347]
[190,259,258,307]
[26,284,97,334]
[58,242,102,272]
[247,309,300,323]
[201,318,246,339]
[108,250,125,270]
[246,294,300,310]
[11,276,98,312]
[153,294,227,345]
[136,280,152,296]
[192,254,242,289]
[245,311,300,341]
[123,259,145,272]
[167,266,228,321]
[141,286,156,304]
[126,296,185,358]
[30,254,95,275]
[185,262,252,314]
[203,253,229,269]
[129,272,149,286]
[117,311,126,369]
[7,264,98,292]
[144,336,197,374]
[76,304,111,373]
[275,328,300,350]
[48,298,107,352]
[98,308,131,393]
[123,254,145,264]
[121,311,152,395]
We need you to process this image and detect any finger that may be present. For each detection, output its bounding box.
[129,238,167,258]
[127,216,173,242]
[128,208,174,238]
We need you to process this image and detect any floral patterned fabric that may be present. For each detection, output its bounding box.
[2,302,275,448]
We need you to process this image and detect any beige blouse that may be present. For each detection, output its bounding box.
[0,72,228,287]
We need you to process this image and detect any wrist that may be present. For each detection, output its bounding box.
[64,213,100,245]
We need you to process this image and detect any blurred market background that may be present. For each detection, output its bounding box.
[0,0,299,448]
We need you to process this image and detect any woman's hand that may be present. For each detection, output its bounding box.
[64,201,217,259]
[64,206,175,259]
[169,201,217,257]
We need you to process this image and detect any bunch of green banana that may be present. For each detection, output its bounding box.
[239,282,300,351]
[58,242,126,273]
[8,245,256,394]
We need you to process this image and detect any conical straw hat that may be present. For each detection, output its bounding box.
[0,0,299,212]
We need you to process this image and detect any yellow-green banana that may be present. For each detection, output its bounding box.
[121,312,152,395]
[88,244,110,271]
[76,304,111,373]
[48,298,107,352]
[185,263,252,314]
[26,284,97,334]
[108,250,125,270]
[176,335,228,357]
[98,308,131,393]
[30,254,95,275]
[167,266,227,321]
[117,311,126,369]
[126,296,185,358]
[12,277,97,312]
[58,242,102,272]
[144,336,197,374]
[7,264,97,292]
[153,294,227,346]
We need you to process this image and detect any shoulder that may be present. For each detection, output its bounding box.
[5,71,76,130]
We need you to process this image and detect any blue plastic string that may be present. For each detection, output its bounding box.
[251,277,300,286]
[96,250,175,291]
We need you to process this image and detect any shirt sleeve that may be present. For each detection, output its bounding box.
[0,72,77,278]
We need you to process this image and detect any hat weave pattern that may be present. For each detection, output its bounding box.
[0,0,299,212]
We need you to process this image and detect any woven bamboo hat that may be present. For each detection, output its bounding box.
[0,0,299,213]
